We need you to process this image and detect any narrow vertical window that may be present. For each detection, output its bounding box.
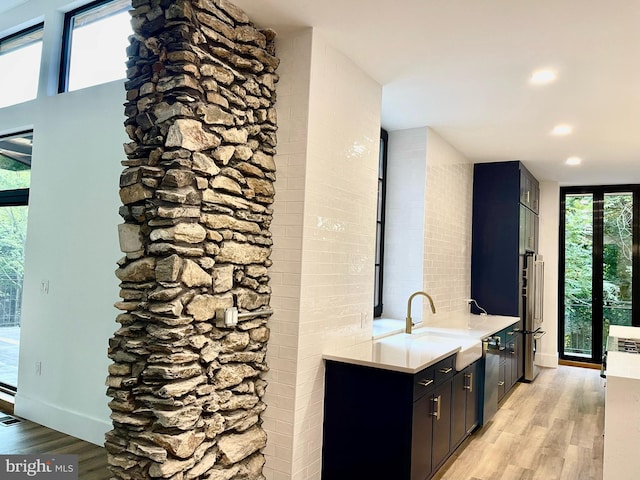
[374,129,388,317]
[59,0,132,92]
[0,130,31,395]
[0,24,44,108]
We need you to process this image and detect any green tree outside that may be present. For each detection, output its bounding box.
[564,193,633,356]
[0,161,30,326]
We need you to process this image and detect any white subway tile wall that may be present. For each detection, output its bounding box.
[264,28,312,480]
[382,127,472,323]
[383,127,428,321]
[266,28,382,480]
[423,128,473,315]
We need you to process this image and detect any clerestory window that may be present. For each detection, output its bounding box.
[59,0,132,93]
[0,24,44,108]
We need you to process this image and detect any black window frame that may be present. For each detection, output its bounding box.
[0,127,31,206]
[0,22,44,54]
[0,129,32,395]
[58,0,130,93]
[0,22,45,107]
[559,184,640,364]
[374,129,388,318]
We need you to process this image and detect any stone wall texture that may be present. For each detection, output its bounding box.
[106,0,279,478]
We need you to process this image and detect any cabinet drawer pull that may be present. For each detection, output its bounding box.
[439,367,453,374]
[498,381,505,386]
[432,395,441,420]
[418,379,434,387]
[464,373,473,392]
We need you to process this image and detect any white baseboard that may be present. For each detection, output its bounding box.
[535,351,559,368]
[14,393,110,446]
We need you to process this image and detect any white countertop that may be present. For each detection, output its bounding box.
[323,334,461,374]
[607,351,640,380]
[415,312,520,339]
[609,325,640,340]
[324,313,519,374]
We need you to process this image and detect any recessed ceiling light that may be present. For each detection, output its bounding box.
[566,156,582,166]
[530,69,557,85]
[551,124,573,136]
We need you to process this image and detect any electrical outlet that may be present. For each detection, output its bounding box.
[40,280,49,294]
[35,361,42,376]
[361,312,369,328]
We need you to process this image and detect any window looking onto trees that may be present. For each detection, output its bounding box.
[560,186,639,363]
[59,0,131,92]
[0,24,44,108]
[0,130,31,393]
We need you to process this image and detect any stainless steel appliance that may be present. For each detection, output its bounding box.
[522,252,544,382]
[607,336,640,354]
[481,335,502,424]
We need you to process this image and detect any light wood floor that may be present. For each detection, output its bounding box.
[434,365,605,480]
[0,416,109,479]
[0,365,604,480]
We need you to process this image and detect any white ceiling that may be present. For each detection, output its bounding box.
[234,0,640,185]
[0,0,26,15]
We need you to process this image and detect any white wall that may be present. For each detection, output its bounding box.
[423,128,473,316]
[537,181,560,367]
[383,128,427,321]
[265,28,381,480]
[382,127,473,323]
[1,1,125,444]
[263,27,312,480]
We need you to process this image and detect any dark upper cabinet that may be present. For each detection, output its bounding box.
[471,161,539,318]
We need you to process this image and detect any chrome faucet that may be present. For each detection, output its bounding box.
[406,291,437,334]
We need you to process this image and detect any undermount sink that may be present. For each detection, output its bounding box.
[412,332,482,371]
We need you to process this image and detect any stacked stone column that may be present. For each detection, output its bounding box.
[106,1,278,478]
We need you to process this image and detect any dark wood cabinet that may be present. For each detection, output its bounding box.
[431,380,453,469]
[322,355,458,480]
[472,161,539,317]
[451,360,480,449]
[411,394,433,480]
[505,327,520,389]
[472,161,539,386]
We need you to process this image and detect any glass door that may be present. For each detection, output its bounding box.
[562,193,594,359]
[0,205,27,391]
[602,193,633,339]
[560,187,639,363]
[0,131,31,394]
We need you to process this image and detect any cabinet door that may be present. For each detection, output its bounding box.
[520,170,531,208]
[505,329,516,389]
[530,181,540,214]
[431,381,452,469]
[498,357,506,401]
[411,394,433,480]
[519,204,527,255]
[465,361,480,433]
[451,370,467,448]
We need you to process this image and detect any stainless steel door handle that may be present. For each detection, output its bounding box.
[498,381,505,386]
[439,367,453,374]
[464,373,473,392]
[418,379,434,387]
[432,395,441,420]
[534,330,546,340]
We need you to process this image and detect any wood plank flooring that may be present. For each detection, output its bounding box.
[0,365,604,480]
[0,416,110,480]
[434,365,605,480]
